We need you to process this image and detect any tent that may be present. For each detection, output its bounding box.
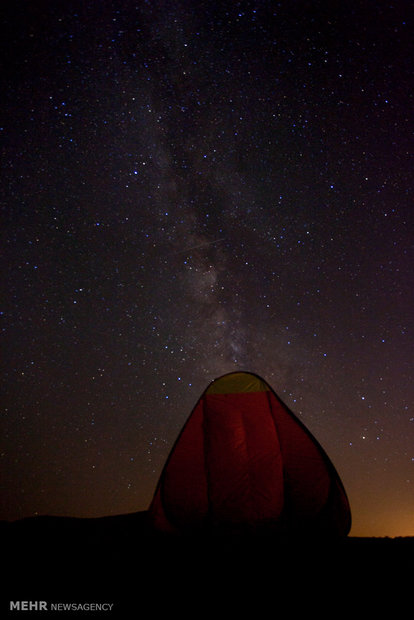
[149,371,351,538]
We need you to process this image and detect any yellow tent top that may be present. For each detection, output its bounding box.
[205,372,270,395]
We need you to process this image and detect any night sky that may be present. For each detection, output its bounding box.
[1,1,413,537]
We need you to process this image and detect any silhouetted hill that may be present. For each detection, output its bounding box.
[2,512,413,615]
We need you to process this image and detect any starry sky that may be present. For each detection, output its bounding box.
[1,0,413,537]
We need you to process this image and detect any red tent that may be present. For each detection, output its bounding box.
[149,372,351,537]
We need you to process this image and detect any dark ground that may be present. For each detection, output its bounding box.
[2,512,413,616]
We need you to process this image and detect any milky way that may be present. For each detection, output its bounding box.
[1,1,413,536]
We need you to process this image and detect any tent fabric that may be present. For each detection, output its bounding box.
[149,371,351,537]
